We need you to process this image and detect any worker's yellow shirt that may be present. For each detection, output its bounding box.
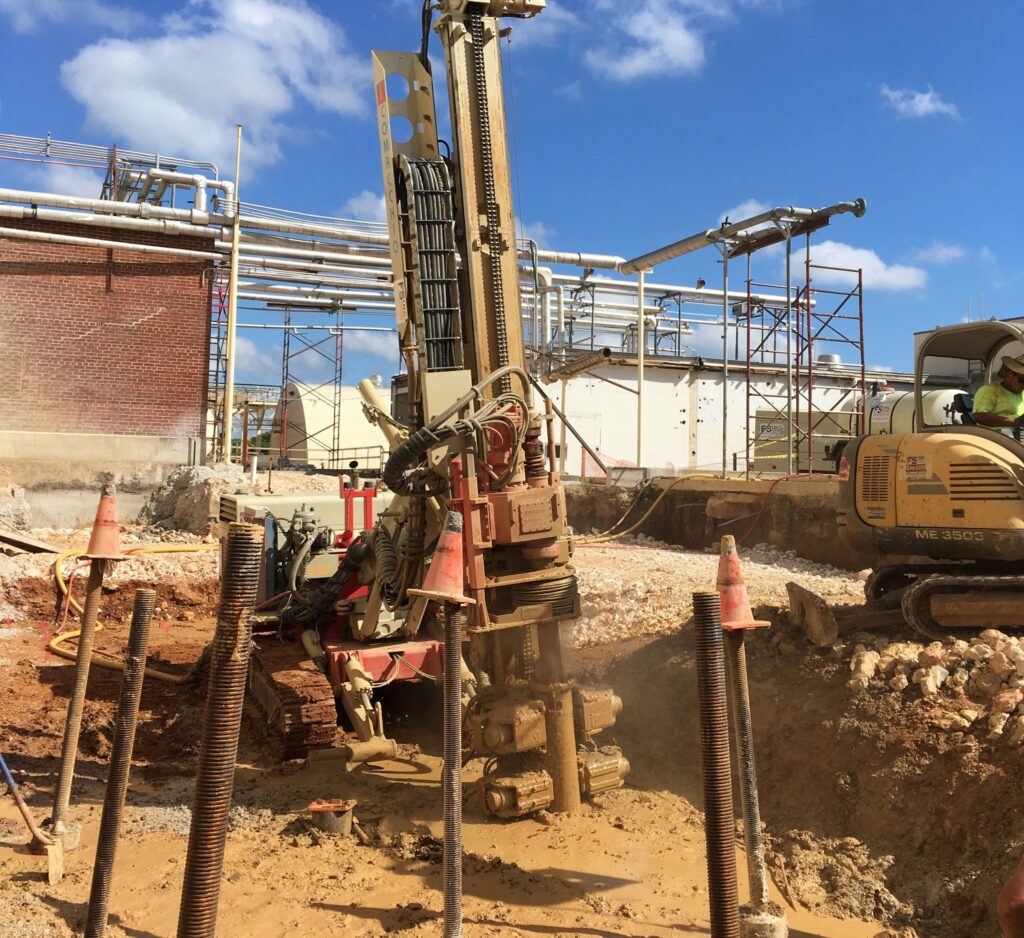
[973,381,1024,419]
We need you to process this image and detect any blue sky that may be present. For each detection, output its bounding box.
[2,0,1021,381]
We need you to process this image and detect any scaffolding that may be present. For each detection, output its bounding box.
[206,276,229,461]
[744,237,866,476]
[276,308,345,469]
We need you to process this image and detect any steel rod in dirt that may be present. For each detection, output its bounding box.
[693,591,740,938]
[85,588,156,938]
[176,523,262,938]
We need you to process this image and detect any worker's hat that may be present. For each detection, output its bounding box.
[1003,355,1024,376]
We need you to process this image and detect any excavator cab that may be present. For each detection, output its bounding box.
[793,320,1024,643]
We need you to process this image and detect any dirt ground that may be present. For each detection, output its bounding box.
[0,536,1017,937]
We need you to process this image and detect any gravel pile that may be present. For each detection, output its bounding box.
[842,628,1024,743]
[570,537,864,648]
[0,526,218,589]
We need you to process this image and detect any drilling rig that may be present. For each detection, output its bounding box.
[247,0,627,818]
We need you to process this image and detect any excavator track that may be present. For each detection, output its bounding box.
[902,574,1024,641]
[248,639,339,760]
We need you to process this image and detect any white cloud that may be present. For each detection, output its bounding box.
[60,0,368,171]
[339,191,386,223]
[517,220,555,247]
[22,163,104,198]
[344,330,398,361]
[719,198,771,229]
[912,242,965,265]
[586,0,708,80]
[0,0,143,33]
[506,1,580,46]
[880,84,960,120]
[556,80,583,100]
[803,240,927,291]
[980,246,997,265]
[234,335,278,380]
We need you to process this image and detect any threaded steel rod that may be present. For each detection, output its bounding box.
[693,591,740,938]
[177,524,262,938]
[51,560,106,828]
[442,603,464,938]
[85,589,156,938]
[725,630,770,908]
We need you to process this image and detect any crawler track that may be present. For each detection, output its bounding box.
[248,639,338,760]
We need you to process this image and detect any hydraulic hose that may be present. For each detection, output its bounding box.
[50,544,218,684]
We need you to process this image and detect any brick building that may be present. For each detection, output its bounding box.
[0,218,214,492]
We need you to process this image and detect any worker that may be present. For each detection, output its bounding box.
[972,355,1024,428]
[998,855,1024,936]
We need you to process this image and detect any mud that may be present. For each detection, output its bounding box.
[0,541,1018,936]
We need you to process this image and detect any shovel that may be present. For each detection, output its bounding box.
[0,751,64,885]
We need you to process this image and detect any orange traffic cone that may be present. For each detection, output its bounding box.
[85,483,125,561]
[408,511,475,606]
[716,535,769,631]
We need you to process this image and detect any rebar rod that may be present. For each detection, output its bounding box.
[693,591,740,938]
[85,589,156,938]
[177,523,262,938]
[442,603,464,938]
[51,560,106,829]
[725,630,770,908]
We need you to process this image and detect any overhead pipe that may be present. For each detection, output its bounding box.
[0,225,222,260]
[236,253,393,281]
[0,187,225,225]
[617,199,866,275]
[547,273,804,309]
[224,239,392,267]
[0,204,221,239]
[0,131,219,176]
[241,229,391,260]
[239,214,387,245]
[237,266,395,291]
[523,247,627,270]
[236,281,395,302]
[140,169,208,213]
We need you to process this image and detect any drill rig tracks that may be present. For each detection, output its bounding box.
[248,639,338,760]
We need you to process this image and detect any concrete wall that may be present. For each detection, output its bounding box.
[566,476,877,571]
[0,218,212,439]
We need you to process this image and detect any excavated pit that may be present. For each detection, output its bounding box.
[0,527,1019,936]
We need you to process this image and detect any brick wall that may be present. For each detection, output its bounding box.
[0,219,213,438]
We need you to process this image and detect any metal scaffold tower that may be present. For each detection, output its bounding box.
[206,276,229,462]
[276,307,345,469]
[744,236,866,476]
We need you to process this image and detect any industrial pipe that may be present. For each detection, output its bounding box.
[140,169,208,213]
[0,204,220,238]
[223,239,392,267]
[617,199,865,275]
[0,186,224,225]
[548,273,805,309]
[0,225,223,261]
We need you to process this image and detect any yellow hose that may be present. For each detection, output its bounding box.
[50,543,218,684]
[578,473,717,544]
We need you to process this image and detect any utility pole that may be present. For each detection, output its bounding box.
[221,123,243,464]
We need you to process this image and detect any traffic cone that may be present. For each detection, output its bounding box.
[408,511,475,606]
[85,483,125,561]
[716,535,769,631]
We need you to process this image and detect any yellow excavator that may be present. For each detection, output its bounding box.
[789,319,1024,643]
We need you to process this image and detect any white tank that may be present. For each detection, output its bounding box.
[867,388,964,435]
